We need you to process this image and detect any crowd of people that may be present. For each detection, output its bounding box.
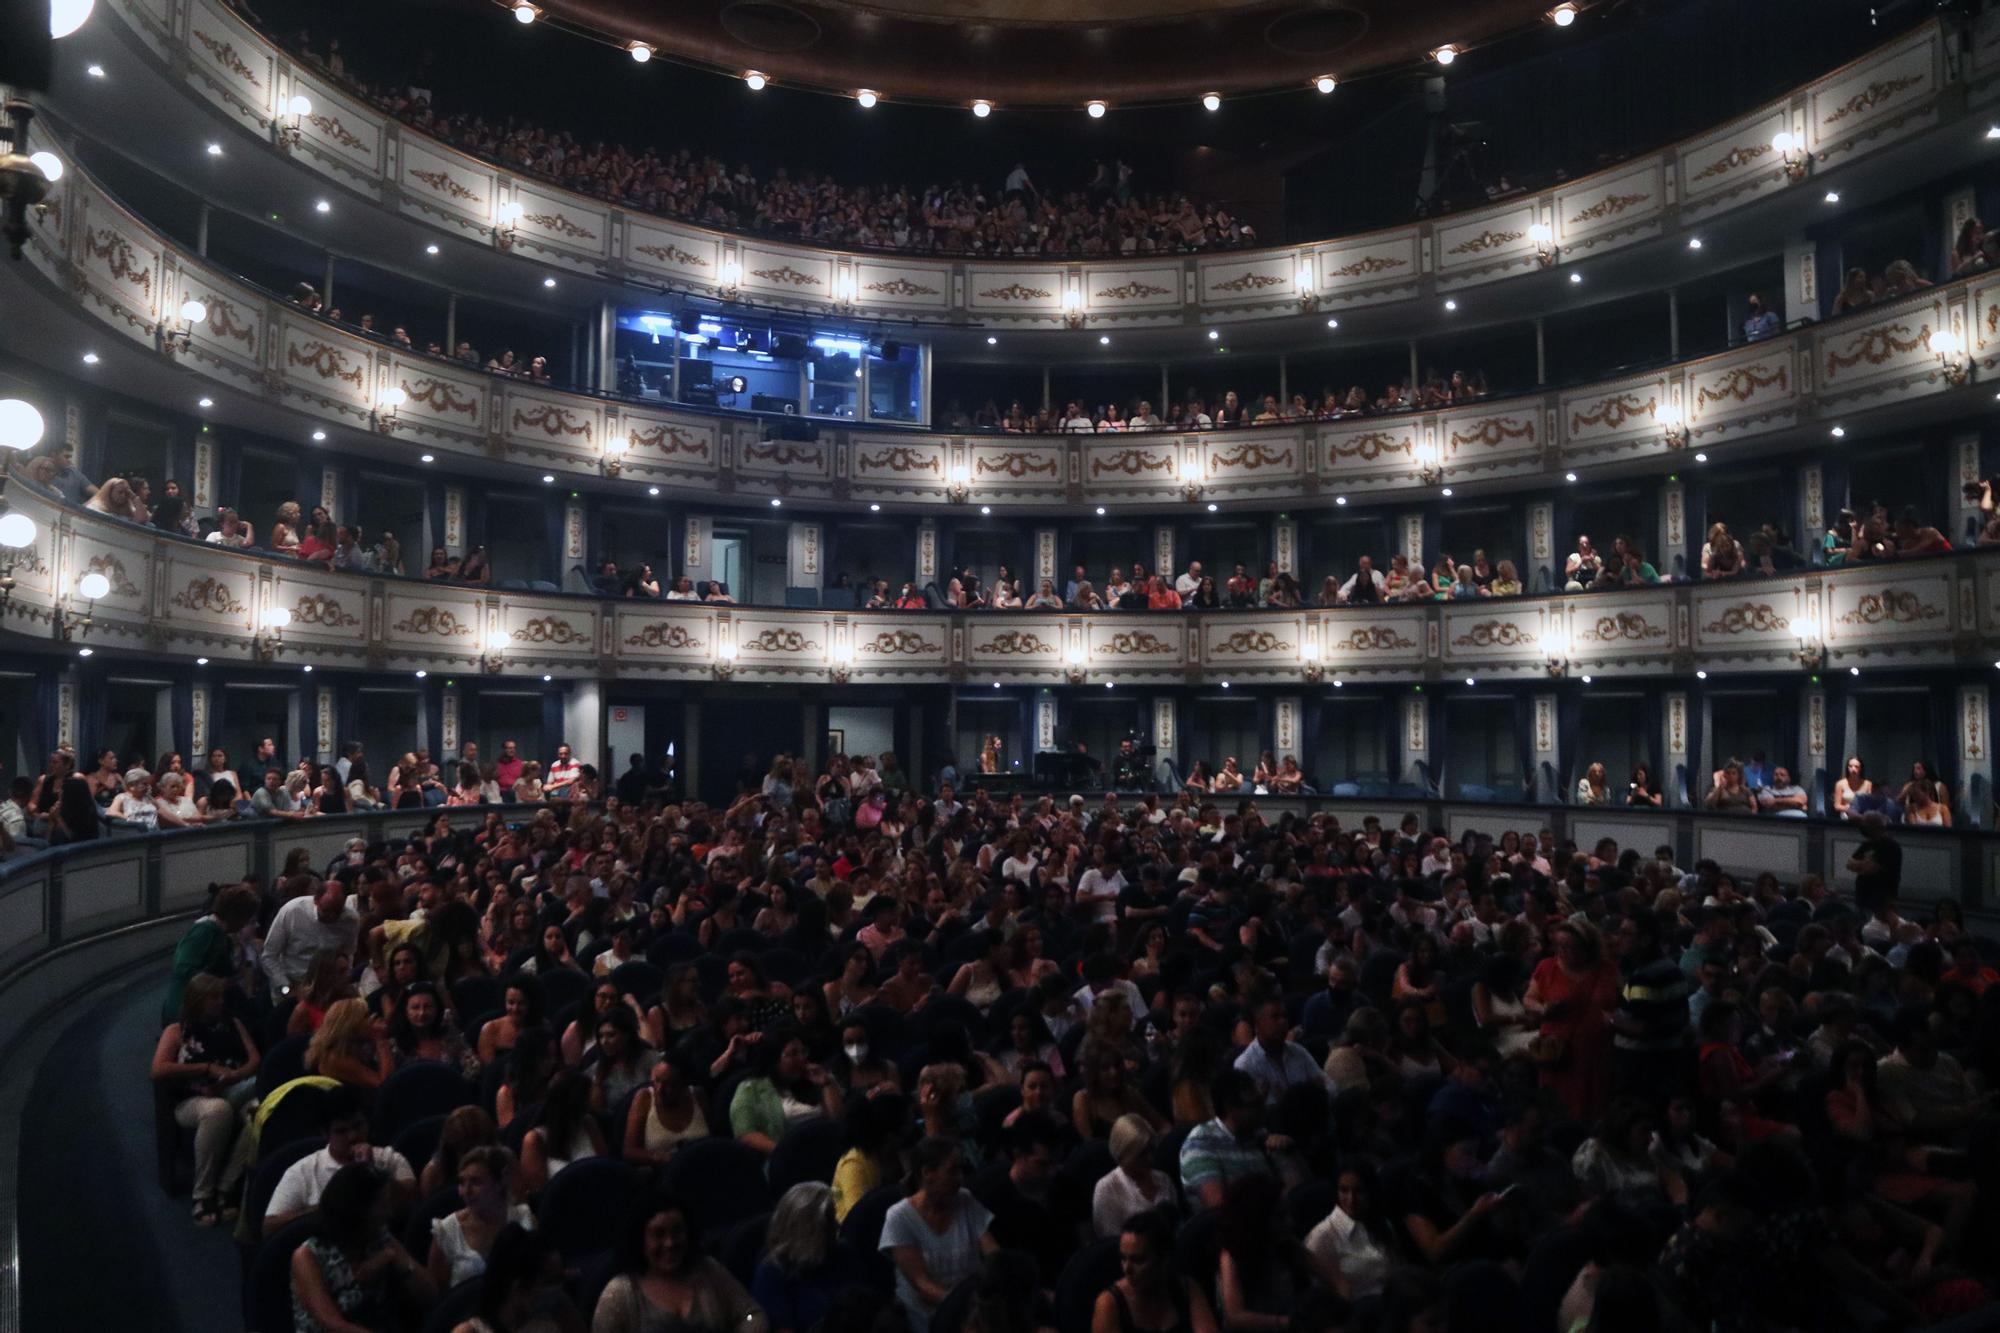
[273,27,1254,259]
[131,736,1998,1333]
[284,281,559,386]
[943,376,1494,436]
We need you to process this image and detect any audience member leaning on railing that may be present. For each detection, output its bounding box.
[947,374,1491,435]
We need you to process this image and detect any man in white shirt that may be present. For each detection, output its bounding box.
[1060,402,1095,433]
[261,878,360,996]
[1075,846,1126,924]
[544,744,582,798]
[1757,767,1809,817]
[1129,401,1163,430]
[263,1088,416,1234]
[1233,997,1329,1104]
[1337,557,1387,605]
[1174,562,1203,600]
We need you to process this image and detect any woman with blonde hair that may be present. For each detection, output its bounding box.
[304,996,394,1088]
[286,948,356,1034]
[85,476,143,521]
[270,501,302,556]
[751,1182,844,1333]
[1575,763,1610,806]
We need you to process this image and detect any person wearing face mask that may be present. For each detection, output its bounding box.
[830,1019,898,1096]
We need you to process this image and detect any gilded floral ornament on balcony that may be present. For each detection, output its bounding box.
[978,283,1053,301]
[743,441,822,468]
[512,617,590,644]
[1212,629,1295,655]
[863,277,939,297]
[83,555,140,599]
[1099,631,1177,656]
[1569,393,1657,432]
[1451,621,1532,648]
[976,452,1060,479]
[1702,603,1790,635]
[1089,449,1173,477]
[85,229,152,298]
[1210,443,1295,472]
[1568,193,1650,225]
[192,30,260,86]
[1696,364,1789,408]
[1576,613,1664,642]
[975,631,1057,655]
[393,607,474,637]
[1449,418,1536,450]
[858,446,941,475]
[406,378,480,418]
[1823,323,1930,378]
[1446,229,1525,256]
[1334,626,1417,652]
[291,594,359,628]
[170,577,247,616]
[1208,271,1287,293]
[1837,590,1941,625]
[409,169,479,203]
[751,265,820,288]
[744,628,820,653]
[287,341,365,388]
[1333,255,1408,278]
[860,630,941,655]
[1821,74,1924,126]
[511,405,593,441]
[523,212,596,240]
[1094,281,1171,300]
[634,243,709,269]
[1329,432,1410,461]
[623,623,702,650]
[1691,141,1772,182]
[307,114,366,150]
[206,299,257,351]
[630,424,711,459]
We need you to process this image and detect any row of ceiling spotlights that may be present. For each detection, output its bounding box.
[503,2,1580,109]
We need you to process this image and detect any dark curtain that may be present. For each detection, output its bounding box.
[335,680,363,763]
[541,500,566,586]
[425,480,448,559]
[1513,694,1539,800]
[1557,690,1587,803]
[541,689,567,764]
[172,679,198,758]
[1425,688,1447,795]
[215,439,242,527]
[74,665,107,761]
[422,680,446,761]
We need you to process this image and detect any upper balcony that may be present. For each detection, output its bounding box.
[8,128,2000,515]
[30,0,2000,344]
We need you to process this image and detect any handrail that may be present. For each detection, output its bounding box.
[14,130,2000,512]
[5,481,1998,684]
[75,0,1972,329]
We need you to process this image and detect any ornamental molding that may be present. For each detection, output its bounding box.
[1208,270,1287,293]
[1333,625,1416,652]
[512,404,593,441]
[192,30,260,85]
[1094,281,1171,300]
[1820,74,1924,126]
[1691,141,1773,183]
[307,114,366,150]
[858,630,941,655]
[85,228,151,298]
[1329,431,1411,461]
[623,623,703,649]
[1569,392,1656,432]
[634,242,709,269]
[977,282,1052,301]
[1836,588,1943,625]
[743,441,823,467]
[83,554,140,598]
[1209,442,1295,472]
[630,423,711,459]
[202,297,257,350]
[974,630,1058,655]
[863,277,939,297]
[1211,629,1295,655]
[1694,363,1789,408]
[1331,255,1408,278]
[1090,449,1174,477]
[170,576,246,616]
[512,617,591,644]
[287,339,365,387]
[976,451,1060,478]
[743,627,821,653]
[404,377,480,418]
[1450,620,1532,648]
[1567,192,1650,224]
[1576,612,1665,643]
[1446,228,1524,255]
[408,168,479,203]
[291,593,359,627]
[858,445,941,475]
[1448,417,1535,450]
[393,606,475,637]
[751,265,821,288]
[1702,603,1790,634]
[1097,630,1177,655]
[1823,322,1931,378]
[523,211,597,240]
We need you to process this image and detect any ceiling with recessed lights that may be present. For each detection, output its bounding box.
[525,0,1574,105]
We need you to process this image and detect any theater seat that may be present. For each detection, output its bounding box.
[373,1062,476,1138]
[1054,1236,1122,1333]
[659,1138,771,1236]
[767,1116,844,1196]
[420,1277,484,1333]
[244,1214,319,1333]
[538,1157,639,1267]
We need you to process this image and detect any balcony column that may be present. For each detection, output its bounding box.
[1151,696,1177,781]
[1799,464,1824,563]
[1041,365,1051,413]
[1659,480,1687,581]
[916,521,939,590]
[1782,237,1816,323]
[1273,517,1297,580]
[196,203,210,258]
[681,514,707,585]
[1534,318,1546,387]
[445,293,457,356]
[1531,693,1560,802]
[1953,433,1984,546]
[1663,690,1690,809]
[322,252,335,310]
[1278,355,1288,408]
[597,301,617,394]
[315,685,337,765]
[1801,684,1830,816]
[1666,289,1679,360]
[1153,525,1175,582]
[1407,342,1419,394]
[1399,513,1425,570]
[1526,501,1554,591]
[1159,364,1170,415]
[1274,696,1302,767]
[1946,189,1979,271]
[1033,528,1058,592]
[564,680,604,776]
[562,499,586,580]
[787,522,823,601]
[320,467,340,522]
[443,486,467,558]
[1400,689,1430,788]
[1958,684,1991,829]
[1035,695,1059,758]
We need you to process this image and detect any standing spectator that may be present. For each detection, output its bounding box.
[1742,293,1781,342]
[493,740,523,803]
[261,877,360,998]
[161,882,260,1022]
[544,744,581,800]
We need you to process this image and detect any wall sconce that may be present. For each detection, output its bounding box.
[160,295,208,357]
[1168,454,1201,503]
[1300,639,1324,684]
[1061,284,1084,329]
[1540,627,1568,678]
[1928,328,1969,386]
[604,433,630,477]
[1415,440,1444,487]
[0,398,43,597]
[833,271,857,312]
[1653,400,1689,449]
[493,200,524,250]
[373,384,407,435]
[61,568,110,640]
[945,463,971,504]
[1527,222,1556,266]
[714,636,738,678]
[1,98,61,260]
[254,604,291,661]
[277,92,311,151]
[483,629,509,673]
[719,260,742,297]
[1296,259,1319,311]
[830,640,854,684]
[1064,644,1087,684]
[1795,599,1825,670]
[1771,129,1806,183]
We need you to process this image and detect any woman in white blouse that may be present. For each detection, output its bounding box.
[152,772,204,828]
[108,769,160,830]
[1092,1114,1173,1238]
[1303,1166,1399,1301]
[1575,762,1611,806]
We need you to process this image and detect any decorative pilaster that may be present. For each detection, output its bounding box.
[1034,529,1057,588]
[682,515,707,573]
[1274,697,1301,758]
[320,467,339,518]
[1273,520,1297,577]
[1527,502,1553,588]
[562,501,586,567]
[1035,696,1058,753]
[917,523,937,583]
[1401,692,1429,787]
[1663,691,1690,808]
[1401,514,1424,567]
[1959,685,1990,829]
[443,487,465,555]
[192,437,216,514]
[1154,526,1174,579]
[787,522,822,591]
[1783,237,1816,320]
[1532,693,1559,802]
[440,689,460,757]
[315,687,334,763]
[1804,687,1829,815]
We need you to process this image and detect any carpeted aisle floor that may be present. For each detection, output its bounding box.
[18,965,243,1333]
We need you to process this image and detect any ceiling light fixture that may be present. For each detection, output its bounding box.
[1823,190,1840,203]
[1988,125,2000,140]
[426,244,439,255]
[1086,100,1107,118]
[206,142,222,156]
[1830,425,1845,438]
[1441,486,1454,496]
[744,71,767,90]
[1432,44,1459,65]
[86,63,104,77]
[197,397,213,408]
[1569,271,1582,283]
[81,352,98,365]
[1335,496,1347,505]
[1688,237,1702,249]
[1207,330,1219,340]
[628,41,653,62]
[1443,299,1457,311]
[1548,3,1578,26]
[1326,318,1338,328]
[1201,92,1221,112]
[770,497,782,507]
[512,2,538,22]
[421,453,436,463]
[1099,335,1110,345]
[1206,502,1218,512]
[986,336,996,345]
[314,199,330,213]
[312,430,327,441]
[869,503,881,512]
[29,151,61,182]
[971,100,992,118]
[855,89,878,108]
[1095,506,1107,516]
[50,0,93,38]
[541,473,555,483]
[1315,75,1337,94]
[543,276,556,288]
